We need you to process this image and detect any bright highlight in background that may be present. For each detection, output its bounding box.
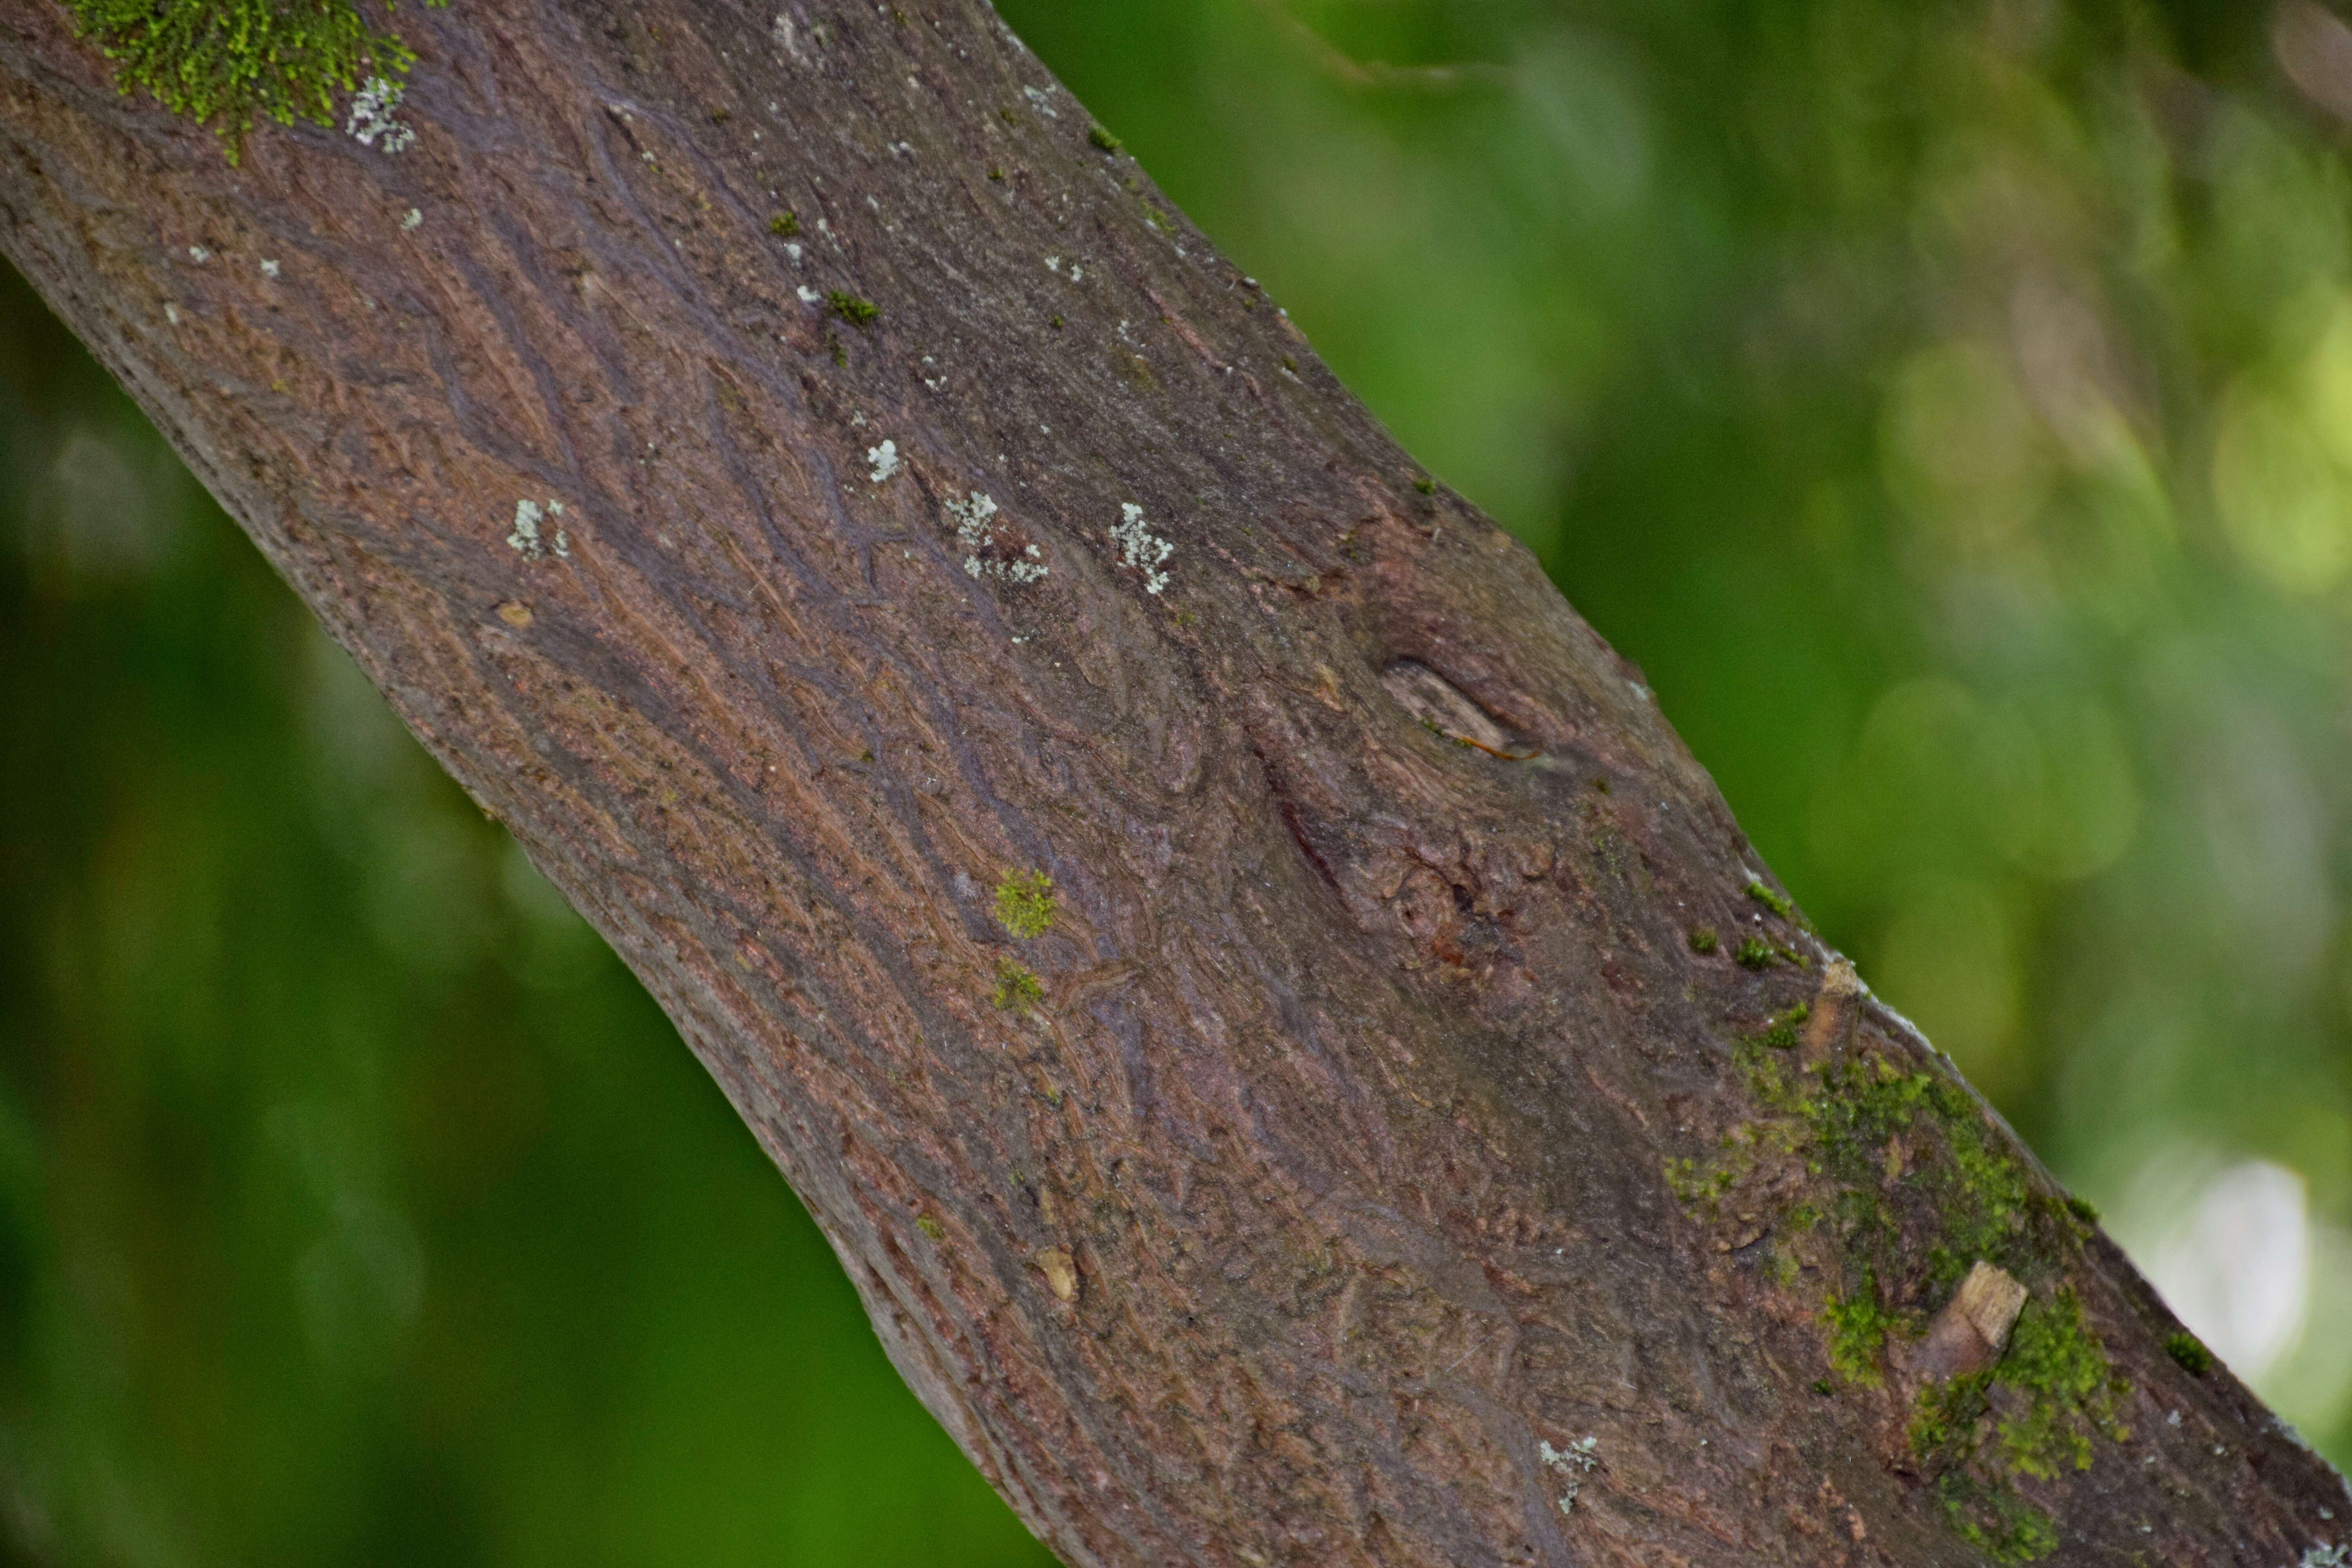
[2118,1154,2352,1436]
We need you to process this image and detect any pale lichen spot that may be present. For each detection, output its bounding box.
[1023,84,1060,118]
[400,208,423,231]
[506,498,570,561]
[1111,501,1172,595]
[797,285,823,305]
[187,246,210,264]
[260,258,280,279]
[347,76,416,154]
[947,491,1048,585]
[867,440,902,484]
[1538,1435,1600,1515]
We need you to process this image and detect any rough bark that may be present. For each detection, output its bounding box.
[0,3,2343,1564]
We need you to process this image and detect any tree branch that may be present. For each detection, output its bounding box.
[0,2,2341,1563]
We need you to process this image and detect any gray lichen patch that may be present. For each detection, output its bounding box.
[1537,1436,1599,1514]
[947,491,1046,585]
[506,498,569,560]
[346,76,414,153]
[1111,502,1171,595]
[866,439,902,483]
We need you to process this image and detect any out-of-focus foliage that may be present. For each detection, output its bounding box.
[4,0,2352,1559]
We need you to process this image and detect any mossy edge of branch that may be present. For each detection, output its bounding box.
[62,0,445,158]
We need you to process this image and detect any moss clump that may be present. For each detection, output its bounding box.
[1087,123,1122,152]
[1823,1279,1896,1384]
[991,959,1043,1011]
[769,211,800,237]
[1936,1474,2058,1566]
[1756,1002,1810,1051]
[915,1214,945,1240]
[1996,1289,2123,1478]
[67,0,443,157]
[2165,1331,2214,1376]
[1413,475,1437,495]
[1909,1368,1993,1460]
[827,291,879,328]
[2063,1194,2099,1225]
[1672,873,2126,1565]
[994,870,1057,938]
[1688,925,1719,955]
[1746,878,1794,917]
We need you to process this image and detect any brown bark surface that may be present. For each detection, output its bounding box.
[0,4,2344,1564]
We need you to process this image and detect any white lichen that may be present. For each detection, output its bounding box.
[347,76,416,154]
[867,440,902,484]
[1538,1436,1600,1515]
[188,246,210,264]
[400,208,423,232]
[164,303,180,325]
[260,258,281,279]
[2294,1546,2349,1568]
[946,491,1047,585]
[797,285,823,304]
[1111,501,1172,595]
[1023,85,1059,118]
[506,498,570,560]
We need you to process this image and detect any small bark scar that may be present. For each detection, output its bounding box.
[1907,1259,2029,1385]
[1378,659,1537,759]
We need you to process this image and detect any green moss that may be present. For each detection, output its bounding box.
[1937,1474,2058,1565]
[827,291,879,328]
[1413,475,1437,495]
[1688,925,1719,955]
[1996,1289,2121,1478]
[66,0,444,157]
[769,211,800,237]
[1735,936,1775,970]
[2063,1194,2100,1225]
[1746,878,1794,918]
[1823,1279,1895,1384]
[915,1214,945,1241]
[1087,123,1122,152]
[994,870,1057,939]
[1756,1002,1811,1051]
[2165,1331,2214,1376]
[1899,1287,2120,1562]
[1909,1368,1993,1461]
[991,959,1043,1011]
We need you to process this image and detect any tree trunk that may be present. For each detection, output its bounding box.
[0,3,2341,1563]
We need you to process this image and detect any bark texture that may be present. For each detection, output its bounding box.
[1,4,2345,1565]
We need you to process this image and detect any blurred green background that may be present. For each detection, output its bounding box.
[5,0,2352,1560]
